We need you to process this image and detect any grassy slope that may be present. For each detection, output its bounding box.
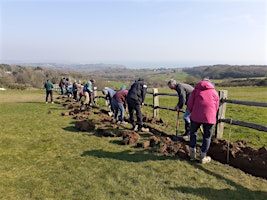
[0,89,267,199]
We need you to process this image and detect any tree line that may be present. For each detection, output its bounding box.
[1,64,266,90]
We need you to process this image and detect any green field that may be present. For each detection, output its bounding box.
[0,88,267,199]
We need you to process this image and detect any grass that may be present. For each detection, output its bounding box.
[0,89,267,199]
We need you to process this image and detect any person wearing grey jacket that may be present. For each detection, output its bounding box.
[168,79,194,137]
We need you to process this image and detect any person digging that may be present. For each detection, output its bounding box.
[167,79,193,140]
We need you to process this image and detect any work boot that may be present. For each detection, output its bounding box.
[200,152,211,164]
[139,127,149,132]
[189,148,196,160]
[182,135,190,142]
[131,123,138,131]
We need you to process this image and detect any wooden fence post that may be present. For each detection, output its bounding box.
[153,88,159,118]
[215,90,228,138]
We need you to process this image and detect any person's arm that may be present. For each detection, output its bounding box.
[175,85,185,109]
[141,83,147,104]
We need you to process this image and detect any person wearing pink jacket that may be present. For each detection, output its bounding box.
[187,79,219,164]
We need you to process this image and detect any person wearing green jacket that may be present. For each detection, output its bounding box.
[44,79,54,104]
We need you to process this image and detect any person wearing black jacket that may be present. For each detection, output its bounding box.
[127,78,148,132]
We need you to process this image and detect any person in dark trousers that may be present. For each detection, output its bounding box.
[72,80,78,101]
[127,78,148,132]
[44,79,54,104]
[168,79,194,138]
[59,78,65,95]
[187,79,219,164]
[65,78,70,95]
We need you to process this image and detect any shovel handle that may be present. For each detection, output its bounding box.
[176,111,180,136]
[176,110,180,124]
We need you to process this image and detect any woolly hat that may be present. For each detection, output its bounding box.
[120,85,126,90]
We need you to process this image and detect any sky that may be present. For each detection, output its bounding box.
[0,0,266,68]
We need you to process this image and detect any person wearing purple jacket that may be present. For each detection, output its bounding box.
[187,79,219,164]
[112,85,128,124]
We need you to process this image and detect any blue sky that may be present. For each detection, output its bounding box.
[0,0,266,68]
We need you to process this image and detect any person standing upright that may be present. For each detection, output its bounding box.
[59,78,65,95]
[83,79,93,108]
[168,79,194,138]
[187,79,219,164]
[83,79,96,108]
[127,78,148,132]
[44,79,54,104]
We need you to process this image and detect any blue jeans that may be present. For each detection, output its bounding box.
[112,99,125,122]
[189,120,214,154]
[183,108,191,123]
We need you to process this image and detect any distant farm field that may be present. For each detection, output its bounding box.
[0,88,267,199]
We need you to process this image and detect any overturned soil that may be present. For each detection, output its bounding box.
[58,97,267,180]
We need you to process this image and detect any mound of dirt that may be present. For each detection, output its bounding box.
[121,131,140,145]
[75,120,95,131]
[95,128,123,137]
[209,140,267,179]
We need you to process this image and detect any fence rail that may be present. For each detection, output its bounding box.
[219,118,267,132]
[222,99,267,107]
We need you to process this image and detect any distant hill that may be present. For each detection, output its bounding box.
[183,65,267,79]
[1,63,266,90]
[3,62,127,72]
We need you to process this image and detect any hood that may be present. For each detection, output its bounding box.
[195,80,215,91]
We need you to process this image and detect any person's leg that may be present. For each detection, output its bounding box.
[50,90,53,102]
[189,120,200,150]
[189,120,201,158]
[183,108,191,136]
[45,90,49,103]
[84,92,89,106]
[135,104,142,131]
[127,100,135,129]
[73,91,77,100]
[118,103,125,122]
[112,99,119,122]
[201,123,214,154]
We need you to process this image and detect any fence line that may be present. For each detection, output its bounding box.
[95,88,267,138]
